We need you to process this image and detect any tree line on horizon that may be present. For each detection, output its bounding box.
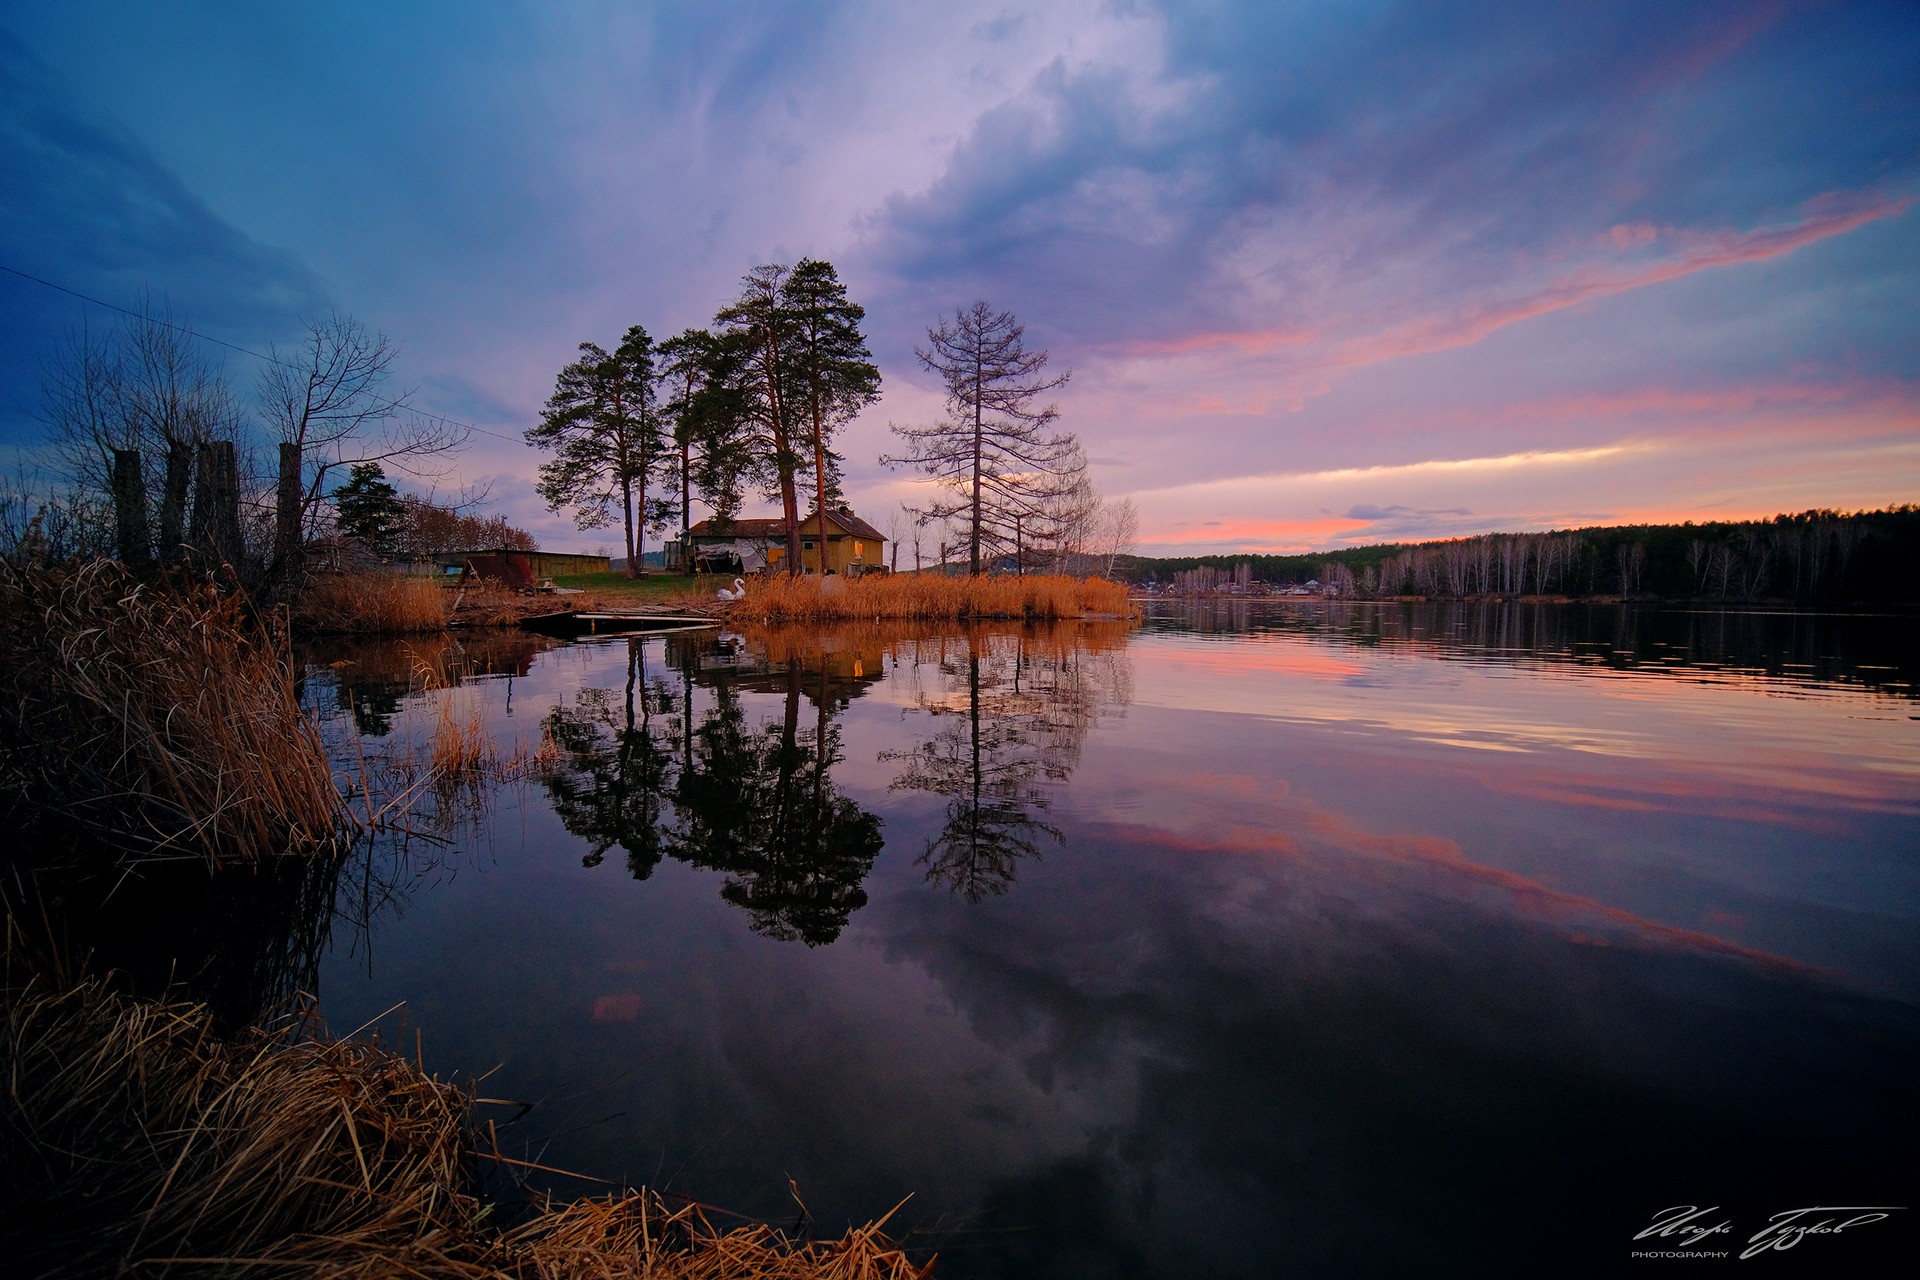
[1123,506,1920,603]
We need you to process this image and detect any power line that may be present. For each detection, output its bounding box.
[0,261,529,447]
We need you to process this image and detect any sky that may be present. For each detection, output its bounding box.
[2,0,1916,558]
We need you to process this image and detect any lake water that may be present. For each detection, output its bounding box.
[301,602,1919,1277]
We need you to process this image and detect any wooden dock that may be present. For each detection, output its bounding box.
[519,609,720,638]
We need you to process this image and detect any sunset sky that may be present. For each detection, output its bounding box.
[3,1,1915,557]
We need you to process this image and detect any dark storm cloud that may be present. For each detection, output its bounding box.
[0,31,329,333]
[870,1,1920,361]
[0,29,330,450]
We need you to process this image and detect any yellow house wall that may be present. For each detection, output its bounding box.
[798,527,881,573]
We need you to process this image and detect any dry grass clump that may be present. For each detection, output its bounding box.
[0,977,932,1279]
[725,572,1128,623]
[412,682,556,826]
[0,560,344,869]
[296,570,451,633]
[1,976,488,1277]
[509,1194,931,1279]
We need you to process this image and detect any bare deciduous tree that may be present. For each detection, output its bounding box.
[41,302,247,560]
[883,301,1078,574]
[1098,496,1139,579]
[258,314,466,568]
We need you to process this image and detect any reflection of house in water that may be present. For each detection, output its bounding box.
[538,623,1131,940]
[535,631,886,946]
[663,630,887,712]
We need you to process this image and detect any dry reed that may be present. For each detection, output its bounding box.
[296,570,451,633]
[0,560,345,869]
[743,616,1134,671]
[331,645,563,837]
[1,977,933,1278]
[723,572,1129,624]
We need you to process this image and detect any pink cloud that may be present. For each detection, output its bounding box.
[1101,191,1911,400]
[1121,326,1316,358]
[1148,515,1364,550]
[1330,192,1913,369]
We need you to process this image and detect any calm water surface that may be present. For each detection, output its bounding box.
[305,602,1919,1277]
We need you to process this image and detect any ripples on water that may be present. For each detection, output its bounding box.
[255,603,1920,1275]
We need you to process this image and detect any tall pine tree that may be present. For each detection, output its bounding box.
[526,326,668,576]
[714,266,806,574]
[782,259,880,568]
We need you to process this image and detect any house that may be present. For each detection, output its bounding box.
[680,507,887,575]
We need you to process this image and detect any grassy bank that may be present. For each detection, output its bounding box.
[287,570,1132,633]
[724,572,1131,622]
[1,560,345,869]
[2,976,928,1278]
[293,571,711,633]
[2,562,933,1276]
[295,570,451,632]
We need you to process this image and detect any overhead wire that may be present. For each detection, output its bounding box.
[0,261,529,447]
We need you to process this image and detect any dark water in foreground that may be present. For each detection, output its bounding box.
[297,602,1917,1277]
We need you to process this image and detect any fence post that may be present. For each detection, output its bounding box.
[111,448,152,569]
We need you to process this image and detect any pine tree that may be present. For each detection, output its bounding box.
[330,461,402,553]
[658,327,754,567]
[781,259,880,568]
[526,326,668,576]
[714,266,806,574]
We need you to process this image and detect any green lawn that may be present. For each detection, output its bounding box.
[551,572,702,602]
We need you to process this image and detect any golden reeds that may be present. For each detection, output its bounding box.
[743,616,1134,671]
[723,572,1129,623]
[0,560,345,869]
[509,1193,933,1279]
[296,570,452,633]
[1,977,932,1279]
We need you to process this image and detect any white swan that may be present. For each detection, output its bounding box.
[716,577,746,601]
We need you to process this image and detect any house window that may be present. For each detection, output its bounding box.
[803,540,815,550]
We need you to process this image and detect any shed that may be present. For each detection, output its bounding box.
[431,549,611,582]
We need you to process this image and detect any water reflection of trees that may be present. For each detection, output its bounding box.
[540,634,884,945]
[543,642,677,878]
[1143,599,1920,698]
[299,632,556,738]
[882,626,1131,901]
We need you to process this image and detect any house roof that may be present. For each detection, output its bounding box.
[688,509,887,542]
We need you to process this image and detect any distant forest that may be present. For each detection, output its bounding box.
[1118,506,1920,603]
